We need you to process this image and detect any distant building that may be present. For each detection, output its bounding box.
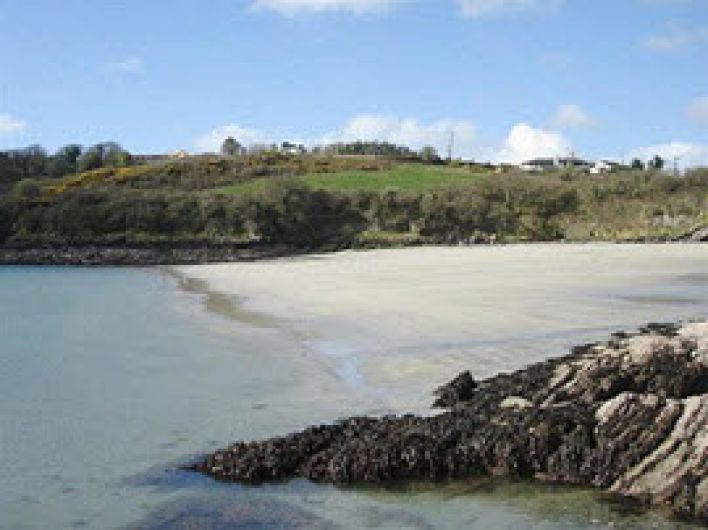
[520,158,558,171]
[520,156,591,172]
[589,160,621,175]
[558,156,591,169]
[171,150,189,159]
[281,142,306,155]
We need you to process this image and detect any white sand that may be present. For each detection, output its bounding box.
[177,244,708,411]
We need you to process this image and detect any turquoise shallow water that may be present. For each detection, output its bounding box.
[0,249,706,529]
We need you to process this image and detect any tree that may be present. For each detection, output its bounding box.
[649,155,665,170]
[101,142,131,168]
[77,142,131,172]
[77,146,104,172]
[56,144,82,167]
[21,145,49,177]
[631,158,645,171]
[221,137,243,157]
[47,145,82,177]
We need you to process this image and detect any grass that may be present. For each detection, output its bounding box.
[216,163,493,195]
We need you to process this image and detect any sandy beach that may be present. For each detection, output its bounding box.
[176,244,708,411]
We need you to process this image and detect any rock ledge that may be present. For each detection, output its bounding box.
[190,321,708,523]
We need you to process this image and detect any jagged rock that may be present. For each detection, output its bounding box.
[689,227,708,242]
[189,321,708,523]
[0,244,300,266]
[432,371,477,407]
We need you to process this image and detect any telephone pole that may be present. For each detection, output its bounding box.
[447,131,455,162]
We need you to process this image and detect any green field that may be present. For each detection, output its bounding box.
[217,163,492,195]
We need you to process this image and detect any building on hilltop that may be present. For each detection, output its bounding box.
[280,141,306,155]
[589,160,622,174]
[519,156,610,172]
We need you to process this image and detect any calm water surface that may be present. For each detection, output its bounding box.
[1,245,707,529]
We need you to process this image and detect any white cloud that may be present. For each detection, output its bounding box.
[319,114,477,157]
[628,142,708,167]
[250,0,400,15]
[685,96,708,127]
[107,57,144,75]
[195,124,270,152]
[0,114,26,136]
[494,123,571,163]
[195,115,476,156]
[457,0,563,18]
[642,26,708,52]
[549,104,597,130]
[196,117,582,164]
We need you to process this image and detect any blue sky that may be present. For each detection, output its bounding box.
[1,0,707,165]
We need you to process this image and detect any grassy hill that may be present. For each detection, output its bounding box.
[1,154,706,250]
[217,163,494,195]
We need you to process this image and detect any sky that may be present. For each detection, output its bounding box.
[1,0,707,165]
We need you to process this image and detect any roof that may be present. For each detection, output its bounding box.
[523,158,556,166]
[558,157,591,165]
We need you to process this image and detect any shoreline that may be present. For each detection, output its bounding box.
[0,236,705,266]
[172,243,708,413]
[165,269,290,328]
[166,247,708,523]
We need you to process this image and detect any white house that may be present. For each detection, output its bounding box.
[280,142,306,156]
[589,160,621,175]
[520,156,591,171]
[520,158,558,171]
[558,156,591,169]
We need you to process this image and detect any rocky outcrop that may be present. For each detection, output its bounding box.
[190,321,708,523]
[432,370,478,407]
[688,227,708,242]
[676,226,708,243]
[0,243,303,266]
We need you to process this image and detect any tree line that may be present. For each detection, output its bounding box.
[220,137,440,161]
[0,142,132,192]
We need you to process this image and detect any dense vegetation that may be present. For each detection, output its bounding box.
[0,146,706,250]
[311,140,435,159]
[0,142,132,193]
[218,138,438,160]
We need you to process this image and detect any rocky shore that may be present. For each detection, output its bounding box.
[0,243,305,266]
[190,321,708,523]
[0,239,704,267]
[0,224,705,266]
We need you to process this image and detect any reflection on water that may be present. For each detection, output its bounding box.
[130,478,696,530]
[1,245,707,529]
[129,494,333,530]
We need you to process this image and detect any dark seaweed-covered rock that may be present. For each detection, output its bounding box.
[190,321,708,523]
[0,243,300,266]
[432,371,477,407]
